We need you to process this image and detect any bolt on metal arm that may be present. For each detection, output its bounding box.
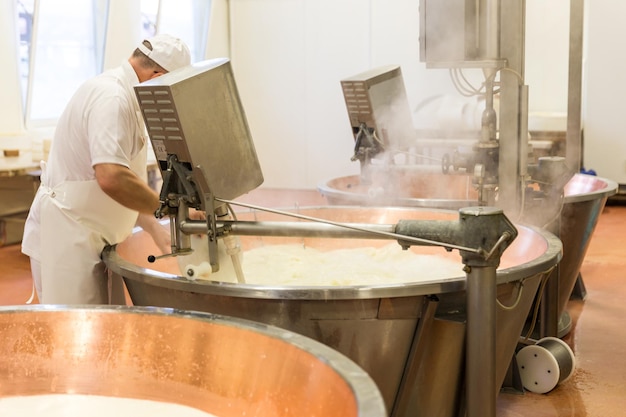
[394,206,517,264]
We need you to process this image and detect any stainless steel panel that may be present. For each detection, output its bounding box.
[340,66,414,149]
[135,58,263,202]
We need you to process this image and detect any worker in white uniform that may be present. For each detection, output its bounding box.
[22,34,191,304]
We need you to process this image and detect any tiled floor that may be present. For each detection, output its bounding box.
[497,198,626,417]
[1,188,625,416]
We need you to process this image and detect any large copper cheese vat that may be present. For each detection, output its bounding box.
[319,173,617,335]
[0,305,386,417]
[103,206,561,417]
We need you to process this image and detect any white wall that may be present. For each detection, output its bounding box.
[525,0,570,130]
[205,0,230,58]
[103,0,142,70]
[582,0,626,182]
[230,0,366,189]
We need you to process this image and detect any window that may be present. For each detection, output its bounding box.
[141,0,211,63]
[18,0,109,127]
[17,0,33,110]
[141,0,158,38]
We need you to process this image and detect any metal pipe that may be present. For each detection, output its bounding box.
[519,85,529,179]
[566,0,584,172]
[496,0,526,218]
[540,220,561,338]
[175,199,191,252]
[466,263,498,417]
[180,219,481,254]
[479,0,500,144]
[221,221,394,239]
[481,78,497,142]
[213,198,483,253]
[480,0,500,59]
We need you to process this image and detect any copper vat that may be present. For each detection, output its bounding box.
[319,173,617,334]
[104,207,561,416]
[0,305,386,417]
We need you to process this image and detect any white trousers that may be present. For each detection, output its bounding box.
[30,256,127,305]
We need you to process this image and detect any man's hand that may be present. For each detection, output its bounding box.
[189,209,206,221]
[136,213,171,255]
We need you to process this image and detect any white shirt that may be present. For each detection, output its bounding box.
[22,61,146,260]
[45,61,145,187]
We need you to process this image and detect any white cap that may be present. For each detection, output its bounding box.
[137,34,191,72]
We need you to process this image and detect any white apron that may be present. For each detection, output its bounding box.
[38,158,143,304]
[37,109,148,305]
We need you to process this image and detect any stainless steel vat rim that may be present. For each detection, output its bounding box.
[317,173,618,206]
[103,226,562,301]
[0,304,387,417]
[562,174,618,203]
[316,181,481,209]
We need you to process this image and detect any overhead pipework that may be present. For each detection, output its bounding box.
[419,0,517,209]
[419,0,579,223]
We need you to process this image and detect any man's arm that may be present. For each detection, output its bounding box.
[94,163,159,214]
[95,163,172,254]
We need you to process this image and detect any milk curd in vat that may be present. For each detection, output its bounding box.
[179,239,463,285]
[0,394,218,416]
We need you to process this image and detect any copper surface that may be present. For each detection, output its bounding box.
[319,173,479,208]
[0,306,386,417]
